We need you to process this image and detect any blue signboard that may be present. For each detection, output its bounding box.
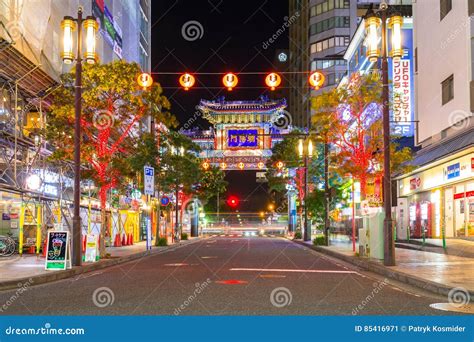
[447,163,460,179]
[160,196,170,207]
[227,129,258,148]
[388,26,415,137]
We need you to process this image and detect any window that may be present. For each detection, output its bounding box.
[440,0,452,20]
[441,74,454,105]
[309,17,350,36]
[309,36,350,54]
[310,0,350,17]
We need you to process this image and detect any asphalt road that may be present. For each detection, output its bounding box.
[0,236,461,315]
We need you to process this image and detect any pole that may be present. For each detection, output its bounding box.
[175,184,179,242]
[303,155,310,241]
[72,7,83,266]
[217,191,219,224]
[381,10,395,266]
[324,139,330,245]
[352,180,356,252]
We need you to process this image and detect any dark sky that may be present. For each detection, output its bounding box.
[150,0,289,213]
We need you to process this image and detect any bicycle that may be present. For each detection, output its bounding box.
[0,235,16,257]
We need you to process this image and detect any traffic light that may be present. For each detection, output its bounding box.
[227,195,239,208]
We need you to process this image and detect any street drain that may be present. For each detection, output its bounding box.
[430,303,474,314]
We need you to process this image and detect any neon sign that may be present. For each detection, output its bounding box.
[227,129,258,148]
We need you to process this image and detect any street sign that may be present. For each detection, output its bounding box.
[84,234,99,262]
[160,196,170,207]
[45,231,71,270]
[144,166,155,196]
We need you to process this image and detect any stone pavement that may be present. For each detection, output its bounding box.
[296,238,474,298]
[0,238,201,290]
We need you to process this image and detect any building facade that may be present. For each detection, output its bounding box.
[395,0,474,240]
[0,0,151,249]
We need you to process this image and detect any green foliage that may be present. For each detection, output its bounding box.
[181,233,188,240]
[156,237,168,246]
[311,72,413,196]
[313,235,326,246]
[294,231,302,240]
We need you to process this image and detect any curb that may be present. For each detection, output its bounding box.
[291,239,474,299]
[0,238,204,292]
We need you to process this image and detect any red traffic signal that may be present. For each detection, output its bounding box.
[227,195,239,208]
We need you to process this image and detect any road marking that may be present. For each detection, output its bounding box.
[215,279,248,285]
[201,256,218,259]
[230,268,358,274]
[163,263,189,267]
[259,274,286,278]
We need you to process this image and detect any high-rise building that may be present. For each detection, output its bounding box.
[395,0,474,240]
[289,0,412,128]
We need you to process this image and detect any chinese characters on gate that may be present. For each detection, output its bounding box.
[227,129,259,148]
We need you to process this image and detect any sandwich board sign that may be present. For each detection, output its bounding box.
[84,234,99,262]
[45,231,71,270]
[144,166,155,196]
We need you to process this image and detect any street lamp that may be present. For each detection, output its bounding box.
[60,7,99,266]
[298,137,313,242]
[364,2,403,266]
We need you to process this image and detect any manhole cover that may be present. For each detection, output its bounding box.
[430,303,474,313]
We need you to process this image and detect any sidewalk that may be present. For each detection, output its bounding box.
[295,238,474,298]
[0,238,201,291]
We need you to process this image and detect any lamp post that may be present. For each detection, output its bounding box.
[60,7,98,266]
[365,1,403,266]
[298,138,313,241]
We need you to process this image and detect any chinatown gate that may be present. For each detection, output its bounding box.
[195,97,289,170]
[191,96,297,233]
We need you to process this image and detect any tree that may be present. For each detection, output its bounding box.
[45,61,175,255]
[312,73,413,201]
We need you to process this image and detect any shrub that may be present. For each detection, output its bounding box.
[157,237,167,246]
[294,231,302,239]
[181,233,188,240]
[313,236,326,246]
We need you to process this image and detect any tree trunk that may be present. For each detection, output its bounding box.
[99,187,107,257]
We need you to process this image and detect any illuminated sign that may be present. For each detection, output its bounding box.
[227,129,258,148]
[447,163,460,179]
[392,59,411,132]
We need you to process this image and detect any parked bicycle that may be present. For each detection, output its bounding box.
[0,235,16,257]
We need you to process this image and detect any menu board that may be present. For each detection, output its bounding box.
[45,231,70,270]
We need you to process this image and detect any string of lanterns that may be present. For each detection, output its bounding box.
[137,71,326,91]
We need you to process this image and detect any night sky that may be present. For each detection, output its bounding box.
[151,0,289,213]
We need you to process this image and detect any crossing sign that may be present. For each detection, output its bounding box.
[144,166,155,196]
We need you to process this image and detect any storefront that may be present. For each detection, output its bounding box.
[397,148,474,239]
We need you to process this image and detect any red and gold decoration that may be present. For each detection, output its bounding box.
[137,72,153,89]
[219,162,227,170]
[201,161,210,170]
[265,72,282,91]
[275,161,284,169]
[237,162,245,170]
[179,73,196,90]
[308,71,325,90]
[257,162,265,169]
[222,72,238,91]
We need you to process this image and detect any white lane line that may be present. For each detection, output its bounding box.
[230,268,358,274]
